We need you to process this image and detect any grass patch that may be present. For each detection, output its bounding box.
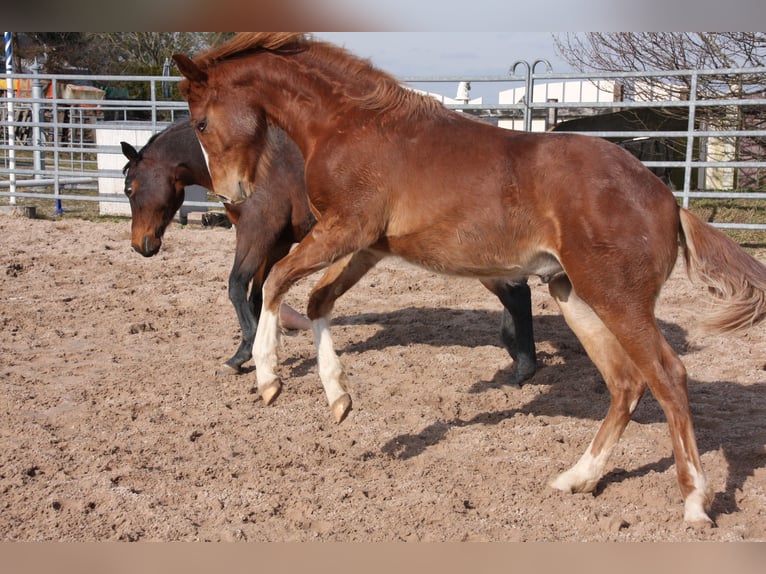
[686,198,766,253]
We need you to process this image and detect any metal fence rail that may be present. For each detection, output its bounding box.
[2,65,765,230]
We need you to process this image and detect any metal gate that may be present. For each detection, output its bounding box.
[2,64,765,230]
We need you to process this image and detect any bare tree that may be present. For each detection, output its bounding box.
[554,33,766,99]
[555,33,765,73]
[554,33,766,191]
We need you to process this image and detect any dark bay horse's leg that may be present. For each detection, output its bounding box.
[222,257,264,373]
[224,252,310,374]
[222,221,294,373]
[482,279,537,386]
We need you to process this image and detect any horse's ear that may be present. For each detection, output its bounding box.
[172,54,207,83]
[121,141,139,161]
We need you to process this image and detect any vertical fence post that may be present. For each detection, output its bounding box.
[682,71,698,209]
[510,61,532,132]
[510,59,553,132]
[4,31,15,205]
[31,58,44,178]
[51,77,62,215]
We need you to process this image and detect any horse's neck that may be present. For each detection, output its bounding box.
[247,53,350,158]
[155,125,211,186]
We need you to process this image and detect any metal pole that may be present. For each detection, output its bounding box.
[510,61,532,131]
[682,72,698,209]
[162,57,171,99]
[4,31,16,204]
[31,58,44,177]
[510,60,553,132]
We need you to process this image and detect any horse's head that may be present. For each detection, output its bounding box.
[173,53,272,206]
[122,140,190,257]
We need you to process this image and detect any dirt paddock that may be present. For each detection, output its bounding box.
[1,214,764,541]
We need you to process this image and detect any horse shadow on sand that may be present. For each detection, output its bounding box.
[284,305,765,523]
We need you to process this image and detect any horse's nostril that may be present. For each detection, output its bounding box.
[133,235,160,257]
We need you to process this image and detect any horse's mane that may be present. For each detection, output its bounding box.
[194,32,305,66]
[122,119,192,174]
[194,32,445,117]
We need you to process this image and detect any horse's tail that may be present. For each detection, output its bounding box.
[678,207,766,333]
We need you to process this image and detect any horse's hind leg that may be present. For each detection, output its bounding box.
[548,274,712,526]
[546,274,647,494]
[481,278,536,385]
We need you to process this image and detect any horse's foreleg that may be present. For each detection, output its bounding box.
[307,249,383,423]
[253,303,283,405]
[224,233,293,373]
[222,258,263,373]
[481,278,536,386]
[253,222,370,410]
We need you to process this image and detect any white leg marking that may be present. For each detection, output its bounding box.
[683,455,712,524]
[253,307,281,392]
[312,318,348,407]
[550,439,611,494]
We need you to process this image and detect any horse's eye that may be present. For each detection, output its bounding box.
[196,118,208,133]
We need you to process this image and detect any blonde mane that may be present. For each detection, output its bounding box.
[194,32,445,117]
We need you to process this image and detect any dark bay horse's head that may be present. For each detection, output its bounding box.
[122,141,188,256]
[173,53,273,206]
[121,120,210,257]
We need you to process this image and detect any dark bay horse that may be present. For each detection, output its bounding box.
[121,118,538,385]
[173,33,766,526]
[121,120,314,372]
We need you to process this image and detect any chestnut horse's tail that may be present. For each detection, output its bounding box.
[678,207,766,333]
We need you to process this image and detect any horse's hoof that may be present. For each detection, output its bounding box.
[684,493,715,528]
[550,470,597,494]
[332,393,352,424]
[685,516,715,530]
[215,363,241,377]
[507,361,537,387]
[260,381,282,406]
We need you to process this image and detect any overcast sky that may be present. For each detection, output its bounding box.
[313,32,570,77]
[313,32,571,104]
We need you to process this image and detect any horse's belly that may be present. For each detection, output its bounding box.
[379,230,563,281]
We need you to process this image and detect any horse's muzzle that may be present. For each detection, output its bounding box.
[133,235,161,257]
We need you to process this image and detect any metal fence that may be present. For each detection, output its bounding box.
[2,64,765,230]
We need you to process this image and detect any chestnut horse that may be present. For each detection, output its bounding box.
[122,118,539,383]
[173,33,766,526]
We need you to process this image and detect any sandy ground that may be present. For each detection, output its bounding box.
[1,213,764,541]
